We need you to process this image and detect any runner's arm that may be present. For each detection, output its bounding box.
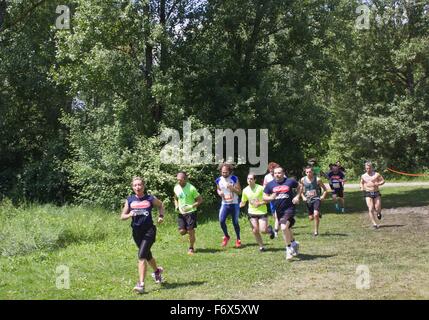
[173,194,179,211]
[152,197,165,223]
[229,180,242,195]
[193,195,203,208]
[376,174,385,186]
[120,200,133,220]
[293,184,302,204]
[300,178,307,202]
[359,177,364,191]
[263,192,276,202]
[216,185,224,198]
[318,178,328,200]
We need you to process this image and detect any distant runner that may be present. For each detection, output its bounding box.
[360,162,385,229]
[120,177,165,294]
[174,171,203,255]
[240,173,275,252]
[327,164,346,213]
[300,166,328,236]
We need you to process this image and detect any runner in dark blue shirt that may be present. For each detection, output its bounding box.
[327,164,346,213]
[120,176,165,294]
[263,166,302,260]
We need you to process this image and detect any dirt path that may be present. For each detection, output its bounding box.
[235,205,429,300]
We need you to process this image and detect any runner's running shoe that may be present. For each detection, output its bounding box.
[221,235,230,247]
[151,267,164,283]
[291,241,299,256]
[133,282,144,294]
[235,239,242,248]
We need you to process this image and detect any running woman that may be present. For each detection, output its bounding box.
[263,162,281,237]
[360,161,385,229]
[263,166,302,260]
[240,173,275,252]
[120,177,165,294]
[300,166,328,236]
[327,164,346,213]
[216,163,242,248]
[174,171,203,255]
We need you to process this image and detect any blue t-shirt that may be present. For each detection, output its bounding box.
[127,194,155,229]
[327,171,345,189]
[263,178,299,214]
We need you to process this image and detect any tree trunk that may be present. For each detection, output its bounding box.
[406,64,415,95]
[0,0,7,31]
[160,0,167,73]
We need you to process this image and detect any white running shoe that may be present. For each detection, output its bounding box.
[286,247,294,260]
[133,282,144,294]
[291,241,299,256]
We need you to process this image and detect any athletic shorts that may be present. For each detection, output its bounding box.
[248,213,268,220]
[177,213,197,230]
[132,224,156,260]
[277,208,295,228]
[332,188,344,198]
[364,191,381,199]
[307,199,321,216]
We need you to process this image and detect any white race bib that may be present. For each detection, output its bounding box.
[306,190,317,197]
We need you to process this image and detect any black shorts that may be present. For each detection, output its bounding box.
[277,208,295,228]
[307,199,321,216]
[248,214,268,220]
[364,191,381,199]
[177,213,197,230]
[132,224,156,260]
[332,188,344,198]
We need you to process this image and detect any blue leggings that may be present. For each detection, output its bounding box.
[219,203,241,239]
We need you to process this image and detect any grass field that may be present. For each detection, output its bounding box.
[1,186,428,300]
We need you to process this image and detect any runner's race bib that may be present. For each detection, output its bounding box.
[333,182,341,189]
[223,191,233,202]
[306,190,317,198]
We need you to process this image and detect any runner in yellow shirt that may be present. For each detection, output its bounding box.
[240,173,275,252]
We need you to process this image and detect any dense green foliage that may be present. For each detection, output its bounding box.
[1,0,428,207]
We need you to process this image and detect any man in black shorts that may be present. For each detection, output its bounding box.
[174,172,203,255]
[263,167,302,260]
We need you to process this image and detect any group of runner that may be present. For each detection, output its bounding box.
[121,160,385,293]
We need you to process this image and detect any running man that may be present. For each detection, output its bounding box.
[263,166,302,260]
[327,164,346,213]
[263,162,281,237]
[216,163,242,248]
[174,171,203,255]
[300,166,328,236]
[120,177,165,294]
[240,173,275,252]
[360,161,385,229]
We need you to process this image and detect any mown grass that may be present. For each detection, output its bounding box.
[0,187,428,300]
